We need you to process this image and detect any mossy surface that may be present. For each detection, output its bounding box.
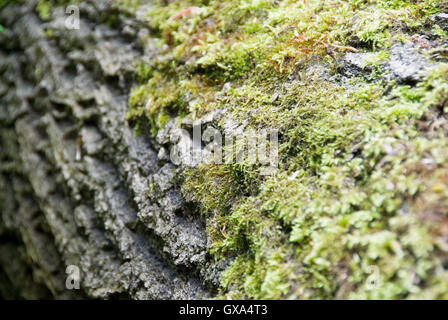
[36,0,73,21]
[87,0,448,298]
[4,0,444,300]
[123,0,448,299]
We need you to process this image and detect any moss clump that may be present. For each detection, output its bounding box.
[194,64,448,299]
[36,0,73,21]
[36,0,53,20]
[128,72,183,136]
[125,0,448,299]
[128,0,445,133]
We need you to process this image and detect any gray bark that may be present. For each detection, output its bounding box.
[0,0,219,299]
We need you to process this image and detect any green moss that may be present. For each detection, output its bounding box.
[181,64,448,299]
[36,0,53,20]
[115,0,141,14]
[127,72,189,136]
[432,24,448,39]
[124,0,448,299]
[36,0,73,21]
[127,0,445,131]
[214,64,448,299]
[43,27,55,37]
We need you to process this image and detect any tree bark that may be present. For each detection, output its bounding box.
[0,0,216,299]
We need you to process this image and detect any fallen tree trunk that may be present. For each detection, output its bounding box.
[1,0,448,300]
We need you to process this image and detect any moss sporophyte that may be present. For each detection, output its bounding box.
[34,0,443,299]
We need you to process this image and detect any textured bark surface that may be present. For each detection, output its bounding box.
[0,0,219,299]
[2,0,448,300]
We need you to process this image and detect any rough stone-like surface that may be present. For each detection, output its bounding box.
[337,41,441,83]
[388,42,434,83]
[427,12,448,31]
[0,0,218,299]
